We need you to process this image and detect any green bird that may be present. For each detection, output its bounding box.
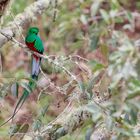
[0,27,44,127]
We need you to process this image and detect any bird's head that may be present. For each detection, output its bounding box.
[28,27,39,35]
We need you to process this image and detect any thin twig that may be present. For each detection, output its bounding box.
[40,67,65,94]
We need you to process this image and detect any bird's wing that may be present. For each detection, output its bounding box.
[25,34,36,43]
[34,36,44,53]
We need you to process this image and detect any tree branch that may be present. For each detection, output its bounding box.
[40,106,91,140]
[0,0,51,47]
[0,0,10,18]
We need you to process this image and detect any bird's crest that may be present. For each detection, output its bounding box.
[28,27,39,35]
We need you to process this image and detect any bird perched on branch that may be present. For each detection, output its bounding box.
[0,27,44,127]
[25,27,44,79]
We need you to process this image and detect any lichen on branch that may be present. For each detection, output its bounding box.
[40,106,91,140]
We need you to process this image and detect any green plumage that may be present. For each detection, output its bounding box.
[0,27,44,127]
[13,80,37,116]
[25,27,44,53]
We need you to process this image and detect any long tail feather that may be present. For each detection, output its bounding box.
[0,56,40,127]
[31,56,41,79]
[0,80,36,127]
[0,91,29,127]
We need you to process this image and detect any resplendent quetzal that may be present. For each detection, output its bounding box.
[0,27,44,127]
[25,27,44,79]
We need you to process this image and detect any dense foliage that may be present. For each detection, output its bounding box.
[0,0,140,139]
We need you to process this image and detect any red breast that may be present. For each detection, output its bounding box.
[26,42,39,60]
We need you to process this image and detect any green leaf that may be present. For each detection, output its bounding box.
[90,35,99,50]
[8,124,21,138]
[19,124,29,133]
[89,60,104,72]
[86,76,95,95]
[32,119,42,132]
[18,124,29,139]
[129,79,140,90]
[78,81,85,93]
[111,0,120,9]
[100,45,109,59]
[125,11,133,23]
[40,104,49,117]
[126,89,140,100]
[91,0,101,16]
[130,108,137,125]
[100,9,110,24]
[11,82,19,98]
